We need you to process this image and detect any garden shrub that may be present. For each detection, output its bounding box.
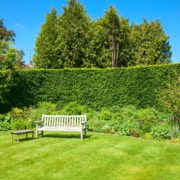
[11,118,30,130]
[27,102,57,122]
[0,100,174,141]
[136,108,158,133]
[0,114,11,131]
[59,102,90,115]
[10,107,24,119]
[118,121,137,136]
[151,124,171,139]
[10,107,35,130]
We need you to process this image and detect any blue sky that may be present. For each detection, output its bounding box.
[0,0,180,64]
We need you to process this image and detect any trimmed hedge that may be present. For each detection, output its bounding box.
[1,63,180,113]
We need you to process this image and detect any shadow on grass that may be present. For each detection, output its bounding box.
[42,133,91,139]
[13,137,35,142]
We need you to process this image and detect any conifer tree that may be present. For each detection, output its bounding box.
[56,0,92,68]
[90,6,130,68]
[33,8,59,68]
[129,20,171,65]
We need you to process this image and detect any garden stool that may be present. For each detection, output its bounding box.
[11,129,34,142]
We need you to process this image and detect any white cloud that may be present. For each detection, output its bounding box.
[14,22,26,31]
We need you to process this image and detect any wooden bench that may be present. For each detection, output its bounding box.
[35,115,87,139]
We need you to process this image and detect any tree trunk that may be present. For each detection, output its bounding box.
[112,38,115,68]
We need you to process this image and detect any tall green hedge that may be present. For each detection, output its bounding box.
[1,63,180,113]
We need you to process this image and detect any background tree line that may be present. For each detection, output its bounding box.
[33,0,171,69]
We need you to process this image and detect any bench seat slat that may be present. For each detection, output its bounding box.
[38,127,85,131]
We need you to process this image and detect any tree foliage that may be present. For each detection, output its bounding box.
[0,19,24,70]
[129,20,171,66]
[33,9,59,68]
[33,1,172,68]
[56,0,92,68]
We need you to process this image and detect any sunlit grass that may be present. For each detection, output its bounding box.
[0,131,180,180]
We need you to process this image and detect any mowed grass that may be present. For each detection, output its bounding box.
[0,132,180,180]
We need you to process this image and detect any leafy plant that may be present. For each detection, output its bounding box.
[0,113,11,131]
[11,118,29,130]
[159,74,180,137]
[151,124,171,139]
[136,108,158,133]
[59,102,90,115]
[118,121,137,136]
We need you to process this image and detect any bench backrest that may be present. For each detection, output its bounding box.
[42,115,87,128]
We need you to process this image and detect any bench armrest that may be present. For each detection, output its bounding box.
[35,120,43,125]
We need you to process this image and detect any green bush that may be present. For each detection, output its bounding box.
[10,107,34,130]
[0,114,11,131]
[118,121,137,136]
[151,124,171,139]
[59,102,90,115]
[0,63,179,113]
[25,102,57,122]
[136,108,158,133]
[11,118,30,130]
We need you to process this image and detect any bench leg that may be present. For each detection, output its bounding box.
[84,129,86,137]
[17,134,19,142]
[41,131,44,137]
[81,130,83,139]
[36,129,38,138]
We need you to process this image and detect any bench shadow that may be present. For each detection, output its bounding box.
[42,133,91,139]
[15,138,35,142]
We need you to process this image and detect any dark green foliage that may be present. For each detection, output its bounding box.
[0,63,179,112]
[0,70,12,112]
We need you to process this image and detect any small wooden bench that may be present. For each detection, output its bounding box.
[35,115,87,139]
[11,129,34,142]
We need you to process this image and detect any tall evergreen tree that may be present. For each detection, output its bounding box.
[33,8,59,68]
[32,1,171,68]
[56,0,92,68]
[89,6,130,68]
[128,20,171,65]
[101,6,121,67]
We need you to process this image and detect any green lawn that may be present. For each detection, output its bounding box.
[0,132,180,180]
